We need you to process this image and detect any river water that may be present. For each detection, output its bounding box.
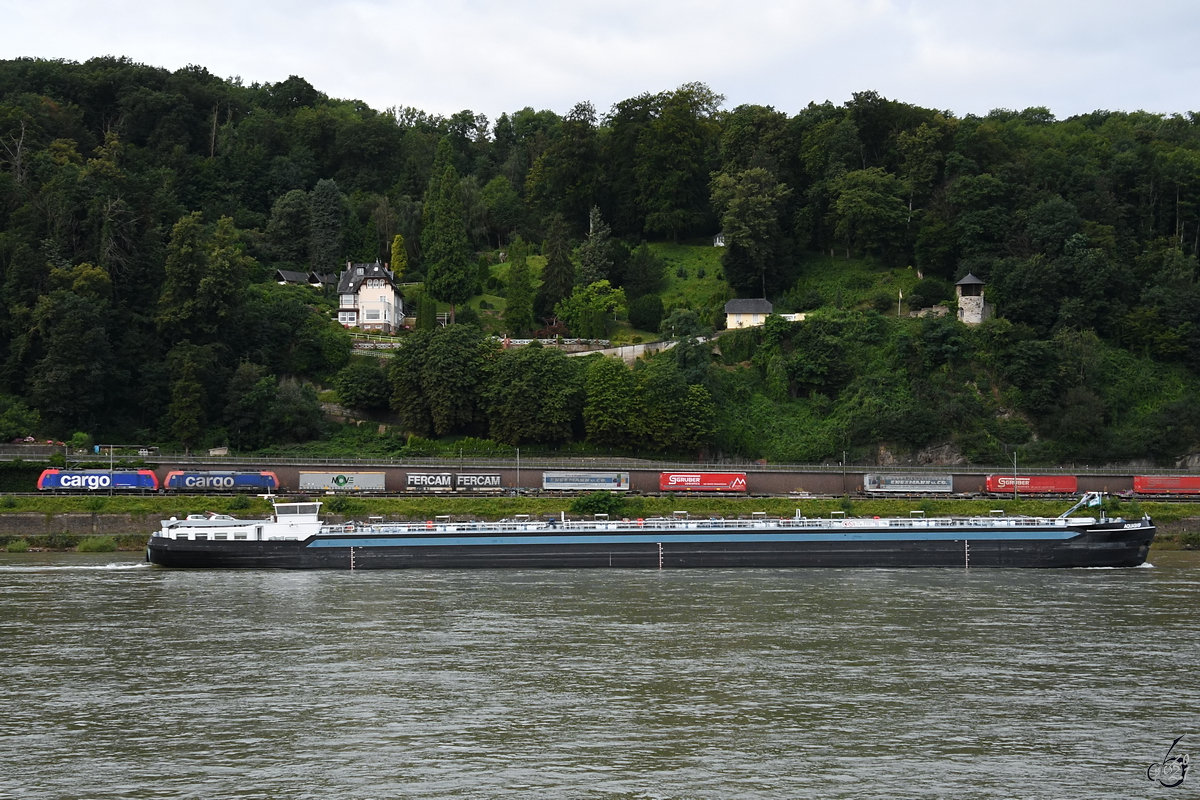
[1,552,1197,799]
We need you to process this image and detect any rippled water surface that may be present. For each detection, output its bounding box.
[1,552,1198,799]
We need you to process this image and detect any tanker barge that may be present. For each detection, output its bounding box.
[145,493,1154,569]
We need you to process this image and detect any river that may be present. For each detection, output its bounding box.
[1,552,1197,799]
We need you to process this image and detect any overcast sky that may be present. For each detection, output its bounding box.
[3,0,1198,123]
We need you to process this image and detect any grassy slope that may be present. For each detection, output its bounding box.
[787,251,925,313]
[645,242,933,320]
[651,242,730,311]
[465,243,925,337]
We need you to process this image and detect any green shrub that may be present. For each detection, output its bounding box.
[456,306,482,327]
[870,291,894,313]
[403,435,437,456]
[324,496,365,516]
[843,273,875,291]
[325,496,351,513]
[907,278,953,310]
[229,494,251,510]
[453,437,515,457]
[570,491,626,517]
[5,538,28,553]
[628,295,665,332]
[77,536,117,553]
[45,532,79,549]
[718,327,759,364]
[0,495,17,509]
[1178,531,1200,549]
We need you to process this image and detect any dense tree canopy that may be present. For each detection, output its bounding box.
[4,55,1200,462]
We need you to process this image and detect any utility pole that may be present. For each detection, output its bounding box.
[1012,450,1018,501]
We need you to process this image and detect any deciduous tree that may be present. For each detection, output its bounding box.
[483,344,582,444]
[583,356,644,447]
[711,167,791,296]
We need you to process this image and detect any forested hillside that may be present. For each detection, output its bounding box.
[2,56,1200,465]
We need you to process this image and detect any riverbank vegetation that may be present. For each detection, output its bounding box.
[3,58,1200,467]
[0,491,1194,522]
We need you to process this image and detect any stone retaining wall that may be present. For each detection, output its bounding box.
[1153,517,1200,535]
[0,513,155,536]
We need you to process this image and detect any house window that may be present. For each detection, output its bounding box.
[340,294,355,307]
[365,309,380,320]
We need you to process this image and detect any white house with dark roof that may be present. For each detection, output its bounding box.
[337,261,403,333]
[724,298,773,329]
[722,298,807,329]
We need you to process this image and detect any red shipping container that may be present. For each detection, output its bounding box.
[1133,475,1200,495]
[986,475,1078,494]
[659,472,748,492]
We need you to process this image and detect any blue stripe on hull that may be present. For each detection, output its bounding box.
[307,528,1083,549]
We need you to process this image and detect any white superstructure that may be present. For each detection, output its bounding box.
[155,502,323,541]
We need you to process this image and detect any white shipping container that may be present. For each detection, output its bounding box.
[542,472,631,491]
[299,472,387,492]
[406,473,453,490]
[863,474,954,493]
[456,473,503,490]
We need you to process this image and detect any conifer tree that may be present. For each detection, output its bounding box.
[309,178,343,273]
[577,206,613,285]
[503,238,535,335]
[417,294,438,330]
[535,213,576,320]
[156,212,207,340]
[391,234,408,279]
[422,163,474,323]
[265,190,311,264]
[200,217,252,329]
[166,343,213,454]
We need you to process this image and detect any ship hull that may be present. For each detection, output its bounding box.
[146,520,1154,570]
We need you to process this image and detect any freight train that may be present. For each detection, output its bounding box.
[32,467,1200,499]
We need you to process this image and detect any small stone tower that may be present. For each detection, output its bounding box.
[955,273,991,325]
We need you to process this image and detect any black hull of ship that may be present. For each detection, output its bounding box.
[145,522,1154,570]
